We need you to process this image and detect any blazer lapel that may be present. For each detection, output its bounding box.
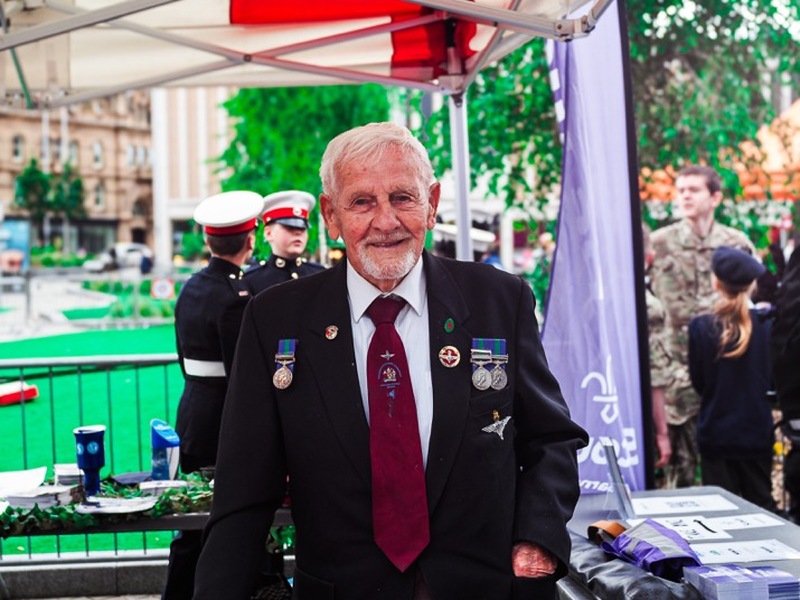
[423,253,474,515]
[303,262,371,486]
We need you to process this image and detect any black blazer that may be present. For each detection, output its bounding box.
[195,252,587,599]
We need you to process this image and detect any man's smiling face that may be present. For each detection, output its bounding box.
[320,146,439,292]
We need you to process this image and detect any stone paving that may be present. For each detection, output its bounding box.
[0,277,105,343]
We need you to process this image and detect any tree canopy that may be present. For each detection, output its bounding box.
[628,0,800,196]
[413,0,799,202]
[217,84,391,256]
[14,159,86,246]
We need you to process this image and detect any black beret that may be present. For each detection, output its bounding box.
[711,246,765,287]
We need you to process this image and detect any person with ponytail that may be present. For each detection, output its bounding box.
[688,245,776,510]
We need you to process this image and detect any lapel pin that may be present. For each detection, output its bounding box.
[325,325,338,340]
[438,346,460,368]
[444,318,455,333]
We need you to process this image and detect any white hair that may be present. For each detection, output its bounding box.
[319,122,435,200]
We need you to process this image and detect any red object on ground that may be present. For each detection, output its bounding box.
[0,382,39,406]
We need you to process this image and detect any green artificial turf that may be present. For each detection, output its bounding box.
[0,325,177,359]
[62,306,112,320]
[0,325,184,556]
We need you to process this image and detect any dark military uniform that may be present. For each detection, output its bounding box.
[166,257,252,600]
[244,253,325,295]
[175,257,252,472]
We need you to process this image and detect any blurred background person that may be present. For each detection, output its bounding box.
[643,225,672,482]
[164,190,262,600]
[688,246,775,510]
[772,246,800,522]
[651,165,755,488]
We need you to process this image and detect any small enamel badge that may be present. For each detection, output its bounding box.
[325,326,338,340]
[438,346,460,368]
[482,410,511,440]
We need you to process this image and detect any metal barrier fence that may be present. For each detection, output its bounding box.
[0,354,183,561]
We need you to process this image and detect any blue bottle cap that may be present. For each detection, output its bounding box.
[150,418,180,449]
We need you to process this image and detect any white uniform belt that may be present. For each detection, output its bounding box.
[183,358,226,377]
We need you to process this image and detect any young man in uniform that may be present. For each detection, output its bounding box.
[163,190,262,600]
[245,190,324,294]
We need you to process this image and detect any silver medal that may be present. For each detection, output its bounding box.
[472,366,492,390]
[490,366,508,390]
[273,365,293,389]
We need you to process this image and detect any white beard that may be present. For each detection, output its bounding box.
[357,243,417,283]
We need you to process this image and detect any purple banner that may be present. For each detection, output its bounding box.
[542,1,646,492]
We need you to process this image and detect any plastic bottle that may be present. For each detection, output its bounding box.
[151,419,180,480]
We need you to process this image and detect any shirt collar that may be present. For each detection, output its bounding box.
[347,256,426,323]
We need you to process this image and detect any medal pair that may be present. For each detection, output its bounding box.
[470,339,508,391]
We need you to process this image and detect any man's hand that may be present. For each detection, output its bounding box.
[655,431,672,469]
[512,542,557,578]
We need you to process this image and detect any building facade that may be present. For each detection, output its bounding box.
[0,86,234,268]
[0,91,153,254]
[150,87,233,270]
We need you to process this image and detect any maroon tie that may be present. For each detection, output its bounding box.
[366,296,430,572]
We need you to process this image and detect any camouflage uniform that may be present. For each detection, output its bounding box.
[650,219,754,488]
[646,290,672,390]
[647,289,674,488]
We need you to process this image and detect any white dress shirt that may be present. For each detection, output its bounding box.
[347,258,433,466]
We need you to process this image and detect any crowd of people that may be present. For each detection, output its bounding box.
[162,123,799,599]
[645,165,800,520]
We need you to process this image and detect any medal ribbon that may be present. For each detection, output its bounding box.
[471,338,507,371]
[275,338,298,373]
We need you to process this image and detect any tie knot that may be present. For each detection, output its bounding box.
[366,296,406,326]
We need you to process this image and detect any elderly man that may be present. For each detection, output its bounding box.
[650,165,754,489]
[194,122,587,600]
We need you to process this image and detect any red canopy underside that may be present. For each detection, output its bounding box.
[230,0,477,78]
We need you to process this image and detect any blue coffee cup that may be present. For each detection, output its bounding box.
[74,425,106,496]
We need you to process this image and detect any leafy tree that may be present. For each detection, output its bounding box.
[50,163,87,254]
[217,84,392,258]
[409,39,561,210]
[50,163,87,222]
[14,159,87,250]
[627,0,800,197]
[13,159,52,245]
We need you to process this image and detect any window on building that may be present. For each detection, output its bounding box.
[92,141,104,167]
[95,182,105,208]
[136,145,148,166]
[132,199,148,217]
[127,145,136,166]
[51,138,62,163]
[69,141,80,165]
[12,135,25,161]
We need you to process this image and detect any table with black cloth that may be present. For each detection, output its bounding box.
[558,485,800,600]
